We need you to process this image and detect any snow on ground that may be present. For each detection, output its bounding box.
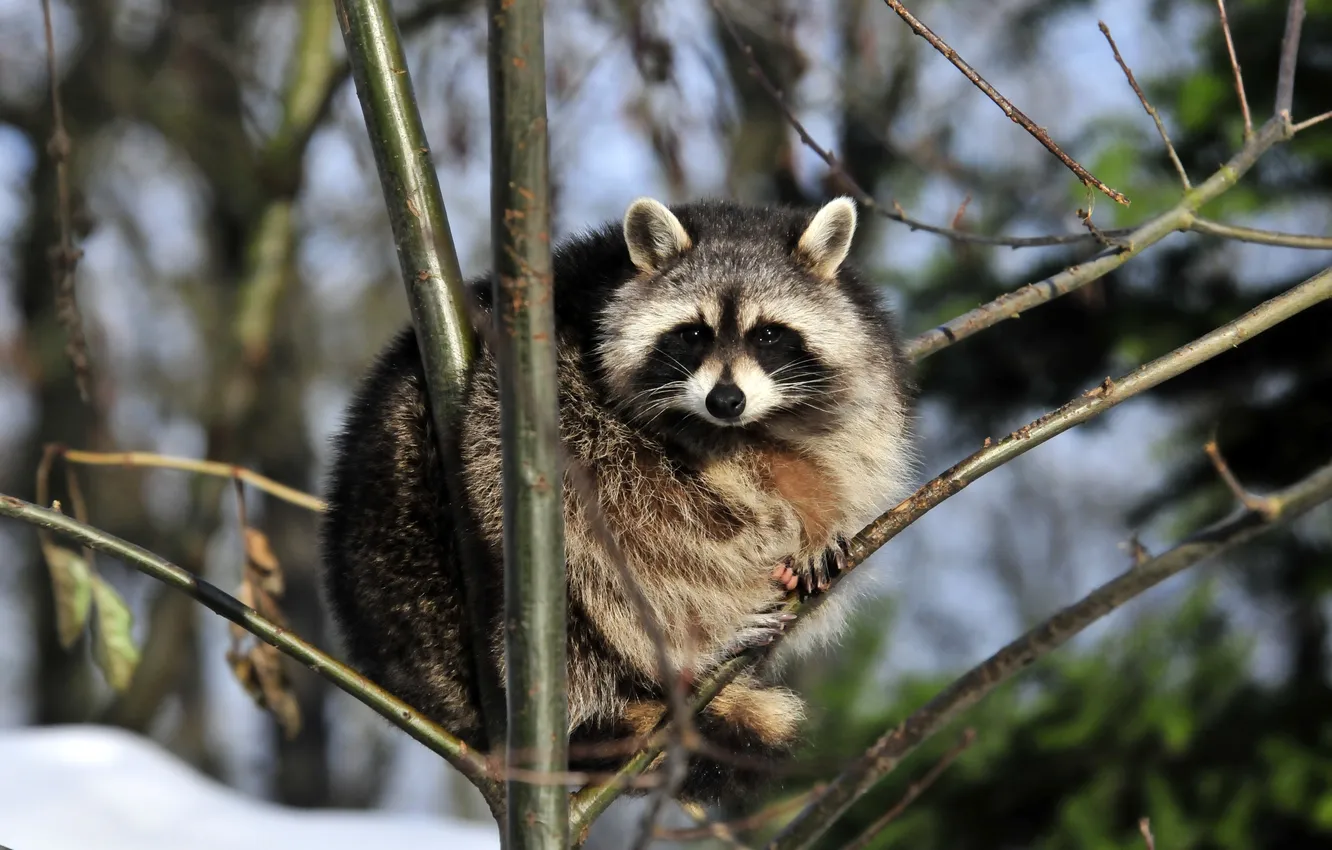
[0,725,500,850]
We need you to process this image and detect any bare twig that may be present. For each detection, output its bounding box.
[1139,817,1157,850]
[1099,21,1190,189]
[769,455,1332,850]
[1188,219,1332,250]
[0,493,497,793]
[879,0,1128,205]
[861,265,1332,554]
[717,0,1327,257]
[710,0,1123,249]
[1204,440,1280,519]
[1078,203,1127,249]
[1275,0,1305,120]
[840,729,976,850]
[905,116,1294,361]
[56,447,326,513]
[1215,0,1253,140]
[40,0,95,406]
[1292,110,1332,133]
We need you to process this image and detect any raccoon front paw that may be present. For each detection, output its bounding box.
[786,536,849,598]
[720,610,798,657]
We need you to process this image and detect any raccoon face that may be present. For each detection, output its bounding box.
[597,196,869,447]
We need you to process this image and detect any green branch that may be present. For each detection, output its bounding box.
[486,0,569,846]
[334,0,509,766]
[0,494,495,790]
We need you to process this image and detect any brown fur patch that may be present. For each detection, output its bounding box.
[622,700,668,738]
[707,683,802,746]
[759,450,841,546]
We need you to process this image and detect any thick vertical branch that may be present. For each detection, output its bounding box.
[487,0,569,847]
[333,0,507,801]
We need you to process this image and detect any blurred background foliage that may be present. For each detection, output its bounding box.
[0,0,1329,847]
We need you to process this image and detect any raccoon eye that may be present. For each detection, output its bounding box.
[754,325,785,346]
[676,325,710,345]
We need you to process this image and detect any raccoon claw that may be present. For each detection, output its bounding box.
[722,610,798,656]
[792,537,849,599]
[831,535,850,578]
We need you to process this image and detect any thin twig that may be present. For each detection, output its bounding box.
[56,447,326,513]
[1188,219,1332,250]
[1077,203,1126,250]
[768,455,1332,850]
[0,493,497,793]
[839,729,976,850]
[1292,110,1332,133]
[1204,440,1280,519]
[1215,0,1253,140]
[716,0,1321,257]
[709,0,1122,249]
[861,265,1332,555]
[1099,21,1190,189]
[40,0,95,406]
[1275,0,1305,120]
[904,116,1294,361]
[879,0,1129,205]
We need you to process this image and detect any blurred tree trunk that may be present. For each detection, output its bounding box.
[712,4,809,204]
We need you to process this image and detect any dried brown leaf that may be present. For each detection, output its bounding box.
[244,527,284,595]
[228,639,302,739]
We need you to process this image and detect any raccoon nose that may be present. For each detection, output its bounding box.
[705,382,747,419]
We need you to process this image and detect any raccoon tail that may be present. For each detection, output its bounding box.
[575,677,802,805]
[680,677,804,805]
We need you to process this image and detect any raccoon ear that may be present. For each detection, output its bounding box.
[624,198,692,274]
[796,197,858,280]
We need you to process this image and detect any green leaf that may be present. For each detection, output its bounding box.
[90,575,140,692]
[41,542,92,648]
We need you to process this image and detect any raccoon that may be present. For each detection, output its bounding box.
[319,196,916,802]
